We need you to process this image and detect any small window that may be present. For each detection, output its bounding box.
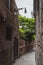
[34,0,39,10]
[34,0,36,10]
[1,0,11,10]
[37,0,39,10]
[7,0,11,10]
[6,26,12,41]
[9,0,11,10]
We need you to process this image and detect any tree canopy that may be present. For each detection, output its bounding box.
[18,15,35,42]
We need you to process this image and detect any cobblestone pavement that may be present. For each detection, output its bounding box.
[13,51,36,65]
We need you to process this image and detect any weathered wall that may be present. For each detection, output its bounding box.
[34,0,43,65]
[19,39,26,56]
[0,0,19,65]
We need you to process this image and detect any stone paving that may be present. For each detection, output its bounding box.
[13,51,36,65]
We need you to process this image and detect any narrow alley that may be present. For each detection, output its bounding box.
[13,50,36,65]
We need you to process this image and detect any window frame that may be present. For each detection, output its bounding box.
[6,26,12,41]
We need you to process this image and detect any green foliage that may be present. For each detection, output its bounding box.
[18,15,35,41]
[24,31,35,42]
[19,28,25,39]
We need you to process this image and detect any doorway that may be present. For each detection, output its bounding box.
[14,37,18,60]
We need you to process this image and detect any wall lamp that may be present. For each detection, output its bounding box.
[14,8,27,15]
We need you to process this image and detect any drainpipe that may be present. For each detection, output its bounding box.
[39,0,42,49]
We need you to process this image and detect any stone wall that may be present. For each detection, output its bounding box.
[34,0,43,65]
[19,39,26,56]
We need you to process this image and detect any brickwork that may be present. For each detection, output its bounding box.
[19,39,26,56]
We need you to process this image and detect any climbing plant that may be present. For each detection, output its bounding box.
[18,15,35,42]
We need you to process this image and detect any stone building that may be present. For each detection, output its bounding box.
[34,0,43,65]
[0,0,19,65]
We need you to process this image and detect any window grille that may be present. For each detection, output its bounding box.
[6,26,12,41]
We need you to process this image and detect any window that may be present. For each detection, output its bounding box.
[1,0,11,10]
[34,0,39,10]
[6,26,12,41]
[7,0,11,10]
[37,0,39,10]
[1,0,11,9]
[9,0,11,10]
[34,0,36,10]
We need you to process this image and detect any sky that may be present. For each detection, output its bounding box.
[15,0,33,18]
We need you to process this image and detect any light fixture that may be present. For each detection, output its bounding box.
[14,7,27,14]
[24,8,27,13]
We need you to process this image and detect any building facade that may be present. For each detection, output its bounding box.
[0,0,19,65]
[34,0,43,65]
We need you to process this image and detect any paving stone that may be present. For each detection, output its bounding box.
[13,51,36,65]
